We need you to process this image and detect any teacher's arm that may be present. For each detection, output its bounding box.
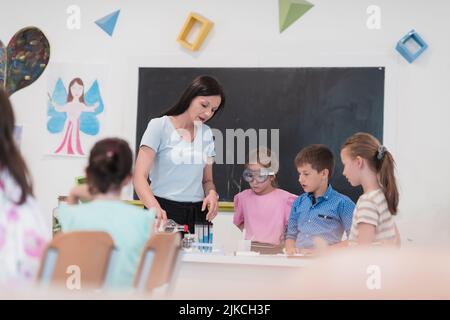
[202,162,218,221]
[133,146,167,227]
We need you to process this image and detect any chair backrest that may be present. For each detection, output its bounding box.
[37,231,115,289]
[134,232,182,293]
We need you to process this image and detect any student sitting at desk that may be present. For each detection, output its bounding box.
[285,145,355,255]
[59,138,155,288]
[233,148,296,249]
[0,89,50,287]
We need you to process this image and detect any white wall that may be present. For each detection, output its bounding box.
[2,0,449,247]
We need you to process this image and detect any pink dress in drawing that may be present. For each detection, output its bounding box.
[0,169,50,287]
[52,78,98,156]
[54,113,84,155]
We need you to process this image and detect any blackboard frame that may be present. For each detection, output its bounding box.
[136,67,384,203]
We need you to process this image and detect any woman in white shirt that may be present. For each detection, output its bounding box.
[133,75,225,232]
[0,89,50,286]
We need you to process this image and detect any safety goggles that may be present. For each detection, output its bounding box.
[242,168,275,183]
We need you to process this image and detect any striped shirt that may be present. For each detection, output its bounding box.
[349,189,396,244]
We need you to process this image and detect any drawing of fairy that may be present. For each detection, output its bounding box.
[47,77,104,155]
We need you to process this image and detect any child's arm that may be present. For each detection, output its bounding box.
[67,184,93,204]
[285,198,300,254]
[285,239,297,255]
[394,223,401,247]
[232,194,245,231]
[351,198,379,246]
[329,240,349,249]
[339,197,356,239]
[380,223,401,247]
[356,223,376,245]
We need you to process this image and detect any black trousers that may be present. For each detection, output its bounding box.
[155,196,207,234]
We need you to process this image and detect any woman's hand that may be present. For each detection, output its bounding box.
[202,190,219,221]
[152,203,168,229]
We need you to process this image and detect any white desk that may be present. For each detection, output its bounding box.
[182,253,311,267]
[171,253,313,299]
[170,210,316,299]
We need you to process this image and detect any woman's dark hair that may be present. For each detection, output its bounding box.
[86,138,133,194]
[0,89,34,204]
[162,75,226,121]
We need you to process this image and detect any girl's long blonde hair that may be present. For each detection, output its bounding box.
[342,132,399,215]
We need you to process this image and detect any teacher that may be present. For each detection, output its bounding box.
[133,75,225,232]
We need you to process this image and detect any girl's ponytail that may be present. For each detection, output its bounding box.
[378,150,399,215]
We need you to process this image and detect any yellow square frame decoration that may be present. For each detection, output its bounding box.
[177,12,213,51]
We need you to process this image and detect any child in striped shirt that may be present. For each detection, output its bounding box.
[340,132,400,246]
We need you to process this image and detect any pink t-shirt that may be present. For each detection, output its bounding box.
[233,188,297,245]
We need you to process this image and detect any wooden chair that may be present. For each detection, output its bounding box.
[133,232,182,294]
[37,231,116,290]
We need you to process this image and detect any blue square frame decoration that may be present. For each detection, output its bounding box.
[396,29,428,63]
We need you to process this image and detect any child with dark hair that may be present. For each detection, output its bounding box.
[59,138,155,288]
[0,89,50,286]
[285,145,355,254]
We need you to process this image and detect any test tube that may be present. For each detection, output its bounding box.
[199,223,204,253]
[209,223,213,253]
[203,223,209,246]
[195,224,200,252]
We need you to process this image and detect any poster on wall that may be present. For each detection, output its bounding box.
[46,63,107,157]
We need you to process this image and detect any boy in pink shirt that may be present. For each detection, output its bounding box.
[233,148,296,246]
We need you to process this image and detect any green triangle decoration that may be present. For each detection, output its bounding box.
[279,0,314,33]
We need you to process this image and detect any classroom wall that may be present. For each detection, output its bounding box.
[2,0,449,246]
